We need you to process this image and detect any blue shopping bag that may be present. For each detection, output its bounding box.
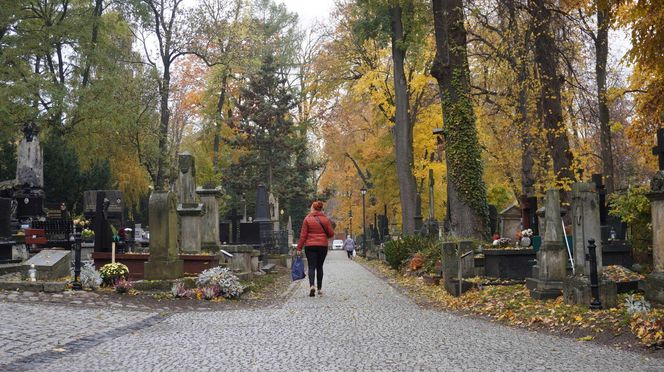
[291,255,305,281]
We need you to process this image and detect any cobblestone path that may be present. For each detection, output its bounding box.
[0,251,662,371]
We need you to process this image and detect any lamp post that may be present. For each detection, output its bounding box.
[361,187,367,252]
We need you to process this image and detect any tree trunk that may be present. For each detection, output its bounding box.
[531,0,574,201]
[596,0,614,193]
[213,73,229,176]
[431,0,489,239]
[390,6,417,235]
[156,68,171,190]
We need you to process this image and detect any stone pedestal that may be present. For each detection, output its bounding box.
[644,191,664,304]
[197,187,223,253]
[563,276,617,308]
[177,204,204,253]
[224,244,259,278]
[571,182,602,275]
[530,189,567,300]
[144,191,183,280]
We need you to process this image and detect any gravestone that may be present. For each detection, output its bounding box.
[268,192,280,231]
[571,182,602,274]
[0,198,12,237]
[414,192,423,232]
[84,190,123,252]
[442,241,473,296]
[196,186,223,253]
[176,153,204,254]
[499,203,521,238]
[14,123,45,222]
[644,128,664,304]
[530,189,567,300]
[23,249,70,280]
[488,204,498,236]
[287,216,294,247]
[144,191,183,280]
[592,174,632,267]
[563,182,617,307]
[254,183,273,242]
[521,195,539,235]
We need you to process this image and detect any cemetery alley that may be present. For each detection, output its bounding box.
[1,252,661,371]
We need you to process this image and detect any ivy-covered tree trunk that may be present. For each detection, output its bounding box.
[530,0,574,200]
[390,5,417,235]
[431,0,489,239]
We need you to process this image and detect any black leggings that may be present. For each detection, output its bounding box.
[305,246,328,289]
[346,250,353,259]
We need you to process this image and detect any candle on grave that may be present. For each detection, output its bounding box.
[111,242,116,263]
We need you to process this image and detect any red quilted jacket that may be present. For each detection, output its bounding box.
[296,211,335,251]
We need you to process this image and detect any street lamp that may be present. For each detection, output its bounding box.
[360,187,367,252]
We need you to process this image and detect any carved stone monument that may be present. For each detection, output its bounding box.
[254,183,273,242]
[563,182,616,307]
[176,153,204,254]
[644,128,664,304]
[196,186,222,253]
[144,191,183,280]
[530,189,567,300]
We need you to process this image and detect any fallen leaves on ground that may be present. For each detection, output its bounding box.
[362,259,663,349]
[602,265,645,282]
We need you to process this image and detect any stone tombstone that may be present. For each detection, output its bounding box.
[287,216,294,247]
[414,193,423,232]
[520,195,538,235]
[16,123,43,189]
[144,191,183,280]
[268,192,280,231]
[23,249,70,280]
[196,186,223,253]
[644,128,664,304]
[84,190,123,253]
[254,183,273,241]
[499,203,521,238]
[571,182,602,275]
[530,189,567,300]
[0,197,12,237]
[441,241,473,296]
[176,153,204,254]
[564,182,617,308]
[488,204,498,236]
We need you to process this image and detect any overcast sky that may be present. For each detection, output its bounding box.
[278,0,336,26]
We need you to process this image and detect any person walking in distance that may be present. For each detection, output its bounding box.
[296,201,334,297]
[343,235,355,260]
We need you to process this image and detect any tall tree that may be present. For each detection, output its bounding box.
[529,0,575,198]
[352,0,426,235]
[431,0,489,239]
[132,0,192,189]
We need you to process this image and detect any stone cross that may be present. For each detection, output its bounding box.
[591,174,608,225]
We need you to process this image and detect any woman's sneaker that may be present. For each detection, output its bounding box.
[317,289,323,297]
[309,286,316,297]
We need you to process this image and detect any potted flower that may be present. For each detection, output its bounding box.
[99,262,129,286]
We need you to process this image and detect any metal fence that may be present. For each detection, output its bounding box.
[259,230,289,255]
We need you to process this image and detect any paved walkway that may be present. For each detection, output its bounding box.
[0,251,661,371]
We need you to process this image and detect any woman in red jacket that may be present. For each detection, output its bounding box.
[297,200,335,297]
